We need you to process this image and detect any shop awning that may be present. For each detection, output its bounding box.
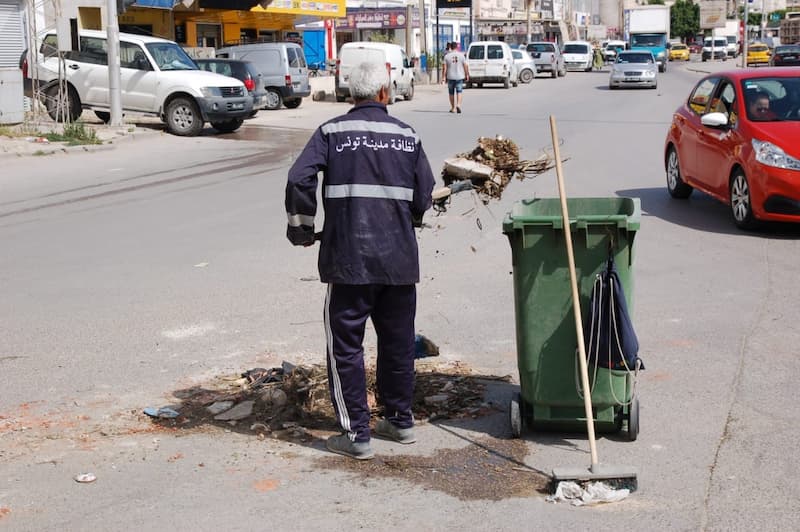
[199,0,266,9]
[133,0,178,8]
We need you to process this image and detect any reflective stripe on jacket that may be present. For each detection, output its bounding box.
[285,101,435,285]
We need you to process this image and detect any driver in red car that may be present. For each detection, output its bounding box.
[747,92,778,121]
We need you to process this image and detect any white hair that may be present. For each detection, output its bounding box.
[349,62,391,101]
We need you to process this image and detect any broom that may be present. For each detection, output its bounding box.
[547,115,638,492]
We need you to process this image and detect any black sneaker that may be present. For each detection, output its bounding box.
[326,433,374,460]
[456,107,462,114]
[374,419,416,444]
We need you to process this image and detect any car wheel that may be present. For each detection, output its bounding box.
[666,146,693,198]
[387,84,397,104]
[551,69,557,79]
[519,69,534,83]
[512,79,518,87]
[503,76,510,89]
[94,111,110,123]
[609,83,615,90]
[265,89,282,110]
[211,118,244,133]
[284,98,302,109]
[165,97,203,137]
[45,85,81,123]
[335,93,346,103]
[405,81,414,101]
[730,169,756,229]
[558,67,566,77]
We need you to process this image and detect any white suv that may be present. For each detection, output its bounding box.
[28,30,253,136]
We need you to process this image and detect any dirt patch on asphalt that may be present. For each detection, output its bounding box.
[318,435,549,500]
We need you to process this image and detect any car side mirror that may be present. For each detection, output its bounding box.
[701,112,729,128]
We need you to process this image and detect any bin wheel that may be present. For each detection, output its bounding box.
[614,405,624,433]
[510,392,522,438]
[627,397,640,441]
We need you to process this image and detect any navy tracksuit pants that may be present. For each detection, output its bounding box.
[324,283,416,443]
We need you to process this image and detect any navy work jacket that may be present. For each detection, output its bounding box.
[285,101,435,285]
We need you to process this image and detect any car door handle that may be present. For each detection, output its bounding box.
[69,64,79,70]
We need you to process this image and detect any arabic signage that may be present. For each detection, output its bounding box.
[335,8,420,30]
[250,0,345,17]
[436,0,471,9]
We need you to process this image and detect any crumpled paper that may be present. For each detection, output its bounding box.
[546,481,630,506]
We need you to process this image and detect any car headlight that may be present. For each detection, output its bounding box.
[752,139,800,170]
[200,87,222,97]
[644,70,656,78]
[656,51,666,58]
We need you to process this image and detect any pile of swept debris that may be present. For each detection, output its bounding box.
[144,360,509,438]
[437,136,558,206]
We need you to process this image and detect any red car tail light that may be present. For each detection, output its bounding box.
[244,77,255,91]
[285,74,291,86]
[335,58,340,77]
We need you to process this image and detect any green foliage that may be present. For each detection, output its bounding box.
[671,0,700,42]
[45,121,100,146]
[648,0,665,4]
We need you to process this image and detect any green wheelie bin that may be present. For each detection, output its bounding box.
[502,197,641,440]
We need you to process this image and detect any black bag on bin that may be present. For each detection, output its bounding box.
[583,256,644,371]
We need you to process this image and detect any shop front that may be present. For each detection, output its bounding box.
[333,7,420,54]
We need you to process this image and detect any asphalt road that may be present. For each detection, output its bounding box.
[1,58,799,530]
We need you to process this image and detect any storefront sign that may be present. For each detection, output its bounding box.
[436,0,471,9]
[251,0,345,17]
[335,8,420,30]
[540,0,553,19]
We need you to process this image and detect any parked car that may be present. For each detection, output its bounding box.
[27,30,251,136]
[466,41,518,88]
[689,42,703,54]
[746,42,772,66]
[669,43,690,61]
[702,37,728,61]
[511,49,537,83]
[334,41,414,103]
[663,68,800,229]
[603,40,627,63]
[608,51,658,90]
[562,41,594,72]
[524,42,566,78]
[769,44,800,67]
[195,58,265,116]
[215,42,310,110]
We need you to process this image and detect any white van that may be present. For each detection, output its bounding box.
[216,42,311,110]
[466,41,517,89]
[562,41,594,71]
[335,42,414,104]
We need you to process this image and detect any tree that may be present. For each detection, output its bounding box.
[671,0,700,42]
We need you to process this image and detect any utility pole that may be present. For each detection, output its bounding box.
[418,0,428,72]
[106,0,123,126]
[526,0,532,42]
[742,0,749,68]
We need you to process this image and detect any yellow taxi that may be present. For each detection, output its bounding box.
[746,43,771,66]
[669,43,690,61]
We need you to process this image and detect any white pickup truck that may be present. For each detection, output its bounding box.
[25,30,253,136]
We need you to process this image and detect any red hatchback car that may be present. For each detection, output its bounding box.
[664,68,800,228]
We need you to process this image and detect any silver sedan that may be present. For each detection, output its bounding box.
[511,49,537,84]
[608,51,658,90]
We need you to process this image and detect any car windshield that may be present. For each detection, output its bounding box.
[776,45,800,54]
[564,44,589,54]
[146,42,197,71]
[672,44,687,50]
[742,77,800,122]
[631,34,665,47]
[749,44,768,52]
[618,53,652,64]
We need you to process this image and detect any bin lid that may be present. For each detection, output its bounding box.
[502,197,641,233]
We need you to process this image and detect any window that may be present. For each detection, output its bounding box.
[487,45,503,59]
[468,46,485,60]
[712,80,737,123]
[688,78,718,115]
[120,42,150,70]
[40,34,58,58]
[69,36,108,65]
[563,44,589,54]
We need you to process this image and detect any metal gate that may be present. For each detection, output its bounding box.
[0,0,24,68]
